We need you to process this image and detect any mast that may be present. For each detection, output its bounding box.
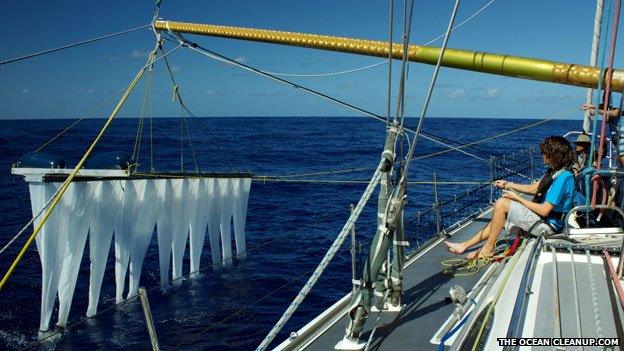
[584,0,605,132]
[154,20,624,92]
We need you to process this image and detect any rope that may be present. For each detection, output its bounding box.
[251,177,489,185]
[34,87,127,152]
[0,185,63,256]
[385,0,394,126]
[182,114,200,173]
[177,40,489,163]
[397,0,462,187]
[412,113,569,160]
[254,0,497,78]
[0,43,183,290]
[132,53,156,162]
[0,24,150,66]
[256,160,384,351]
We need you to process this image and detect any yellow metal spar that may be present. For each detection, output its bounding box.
[154,20,624,92]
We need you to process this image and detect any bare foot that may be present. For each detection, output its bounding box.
[444,241,468,254]
[466,248,494,260]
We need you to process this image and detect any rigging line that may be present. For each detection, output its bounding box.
[182,112,200,173]
[176,39,488,163]
[253,0,497,78]
[252,178,489,185]
[132,54,156,162]
[398,0,462,187]
[386,0,394,126]
[258,114,560,181]
[0,24,150,66]
[0,43,183,290]
[0,185,63,256]
[159,46,200,173]
[395,0,415,126]
[33,87,127,152]
[412,113,566,160]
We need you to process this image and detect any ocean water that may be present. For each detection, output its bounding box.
[0,117,579,350]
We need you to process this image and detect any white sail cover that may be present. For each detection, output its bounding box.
[26,177,251,332]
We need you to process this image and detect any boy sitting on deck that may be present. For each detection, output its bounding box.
[444,136,576,259]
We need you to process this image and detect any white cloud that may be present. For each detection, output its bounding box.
[487,88,500,97]
[171,63,182,73]
[130,49,148,59]
[78,88,95,95]
[206,89,215,95]
[234,56,248,63]
[449,89,466,99]
[21,88,29,94]
[443,87,501,101]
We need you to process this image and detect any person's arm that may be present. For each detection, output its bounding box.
[494,179,539,195]
[581,103,621,119]
[502,191,554,217]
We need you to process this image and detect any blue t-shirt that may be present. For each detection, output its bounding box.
[543,170,575,230]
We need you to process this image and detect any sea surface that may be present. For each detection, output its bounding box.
[0,117,579,350]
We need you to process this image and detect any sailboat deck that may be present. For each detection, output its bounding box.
[284,210,496,350]
[525,246,624,344]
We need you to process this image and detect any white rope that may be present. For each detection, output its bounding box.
[257,0,497,78]
[256,160,384,351]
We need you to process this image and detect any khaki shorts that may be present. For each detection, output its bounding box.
[506,201,555,236]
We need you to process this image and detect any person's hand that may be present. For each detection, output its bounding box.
[493,180,508,189]
[581,103,596,116]
[580,103,596,110]
[502,190,521,202]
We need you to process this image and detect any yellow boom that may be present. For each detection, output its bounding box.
[154,20,623,92]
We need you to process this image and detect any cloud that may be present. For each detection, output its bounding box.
[171,63,182,72]
[78,88,95,95]
[234,56,247,63]
[434,82,460,88]
[130,49,148,59]
[21,88,29,94]
[247,91,288,97]
[516,92,581,104]
[442,87,501,101]
[206,89,215,96]
[448,89,467,99]
[107,55,120,61]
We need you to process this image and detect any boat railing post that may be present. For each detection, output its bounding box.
[433,173,442,234]
[138,287,160,351]
[489,156,494,204]
[529,147,535,180]
[350,204,359,292]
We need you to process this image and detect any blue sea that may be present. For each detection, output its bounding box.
[0,117,579,350]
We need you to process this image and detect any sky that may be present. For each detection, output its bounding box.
[0,0,622,119]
